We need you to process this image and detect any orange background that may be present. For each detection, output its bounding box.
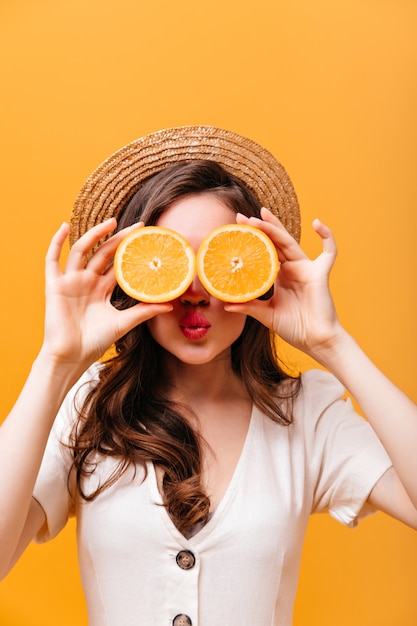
[0,0,416,624]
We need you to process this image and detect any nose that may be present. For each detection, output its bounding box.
[180,274,210,306]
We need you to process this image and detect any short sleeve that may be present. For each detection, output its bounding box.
[33,364,101,543]
[300,369,392,528]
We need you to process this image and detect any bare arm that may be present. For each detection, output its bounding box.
[0,220,172,578]
[4,498,47,577]
[229,209,417,528]
[316,330,417,528]
[0,353,79,579]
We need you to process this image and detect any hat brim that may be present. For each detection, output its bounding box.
[69,125,301,245]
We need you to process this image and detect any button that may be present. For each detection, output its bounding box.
[176,550,196,570]
[173,614,192,626]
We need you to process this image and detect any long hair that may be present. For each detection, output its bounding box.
[70,160,301,536]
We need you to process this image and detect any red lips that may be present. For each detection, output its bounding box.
[179,312,211,340]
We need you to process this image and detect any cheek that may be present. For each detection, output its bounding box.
[222,313,247,341]
[146,312,177,342]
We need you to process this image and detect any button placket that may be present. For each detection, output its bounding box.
[176,549,196,570]
[169,545,198,625]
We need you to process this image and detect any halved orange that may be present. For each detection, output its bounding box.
[196,224,279,302]
[114,226,196,302]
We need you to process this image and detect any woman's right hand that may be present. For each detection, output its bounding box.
[41,218,172,373]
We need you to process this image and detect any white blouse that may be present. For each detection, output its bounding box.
[33,366,391,626]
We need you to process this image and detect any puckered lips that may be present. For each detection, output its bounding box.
[179,312,211,340]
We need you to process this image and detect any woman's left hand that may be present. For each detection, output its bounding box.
[225,208,343,359]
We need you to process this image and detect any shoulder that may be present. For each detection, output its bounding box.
[272,369,346,425]
[260,370,346,431]
[67,362,103,406]
[298,368,346,409]
[74,361,103,394]
[53,363,103,437]
[289,368,354,436]
[291,368,373,446]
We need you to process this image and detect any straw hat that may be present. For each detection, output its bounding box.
[69,125,301,245]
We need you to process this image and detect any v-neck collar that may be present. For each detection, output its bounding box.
[147,403,259,544]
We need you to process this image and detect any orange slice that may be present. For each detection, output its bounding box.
[114,226,196,302]
[196,224,279,302]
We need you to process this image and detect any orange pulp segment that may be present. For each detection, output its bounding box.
[196,224,279,302]
[114,226,196,302]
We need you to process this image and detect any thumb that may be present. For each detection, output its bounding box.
[116,303,173,337]
[224,301,273,329]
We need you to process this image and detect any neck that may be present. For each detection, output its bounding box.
[161,350,247,406]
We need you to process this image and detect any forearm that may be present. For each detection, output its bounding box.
[312,328,417,508]
[0,350,80,571]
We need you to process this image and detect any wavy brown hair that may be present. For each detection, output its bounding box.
[70,160,301,536]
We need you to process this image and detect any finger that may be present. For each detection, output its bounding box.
[45,222,70,281]
[312,219,338,276]
[236,207,283,228]
[312,218,338,256]
[238,208,306,264]
[87,222,145,275]
[115,302,173,337]
[66,218,118,272]
[260,206,289,228]
[224,299,273,327]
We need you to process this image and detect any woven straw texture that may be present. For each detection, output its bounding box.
[70,126,301,245]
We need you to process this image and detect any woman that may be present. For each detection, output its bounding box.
[0,126,416,626]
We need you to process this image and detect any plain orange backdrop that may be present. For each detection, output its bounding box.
[0,0,416,624]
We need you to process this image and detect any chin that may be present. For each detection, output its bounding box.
[163,345,232,367]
